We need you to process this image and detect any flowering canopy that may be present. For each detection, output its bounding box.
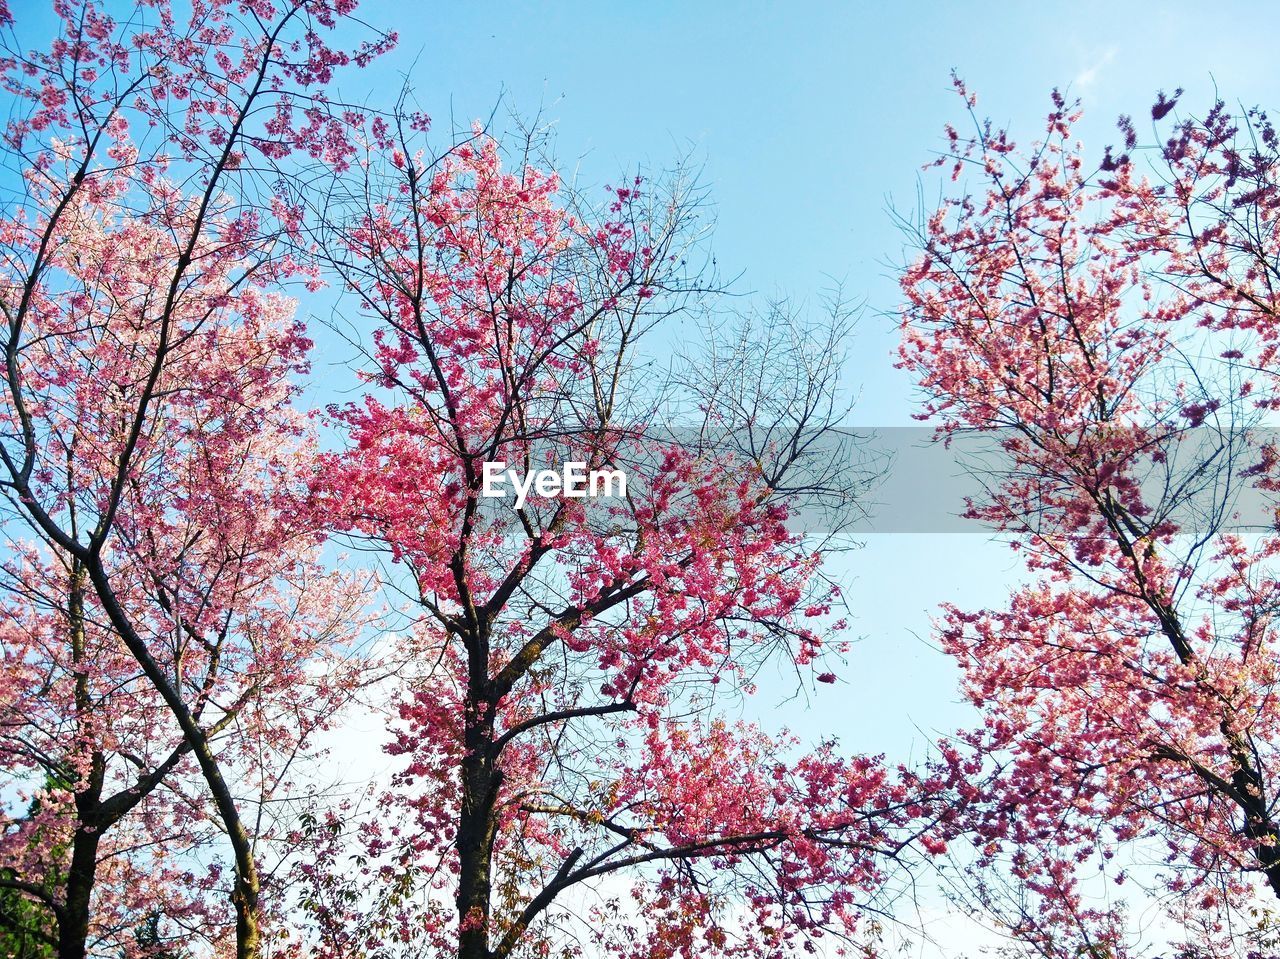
[295,124,962,959]
[901,79,1280,957]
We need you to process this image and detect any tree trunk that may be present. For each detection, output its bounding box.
[60,560,101,959]
[456,706,499,959]
[57,826,101,959]
[232,879,260,959]
[83,561,262,959]
[188,730,260,959]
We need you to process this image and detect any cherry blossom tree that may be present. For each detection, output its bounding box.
[294,120,962,959]
[900,80,1280,957]
[0,2,390,957]
[0,415,377,959]
[0,4,979,957]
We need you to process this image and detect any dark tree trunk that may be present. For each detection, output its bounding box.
[57,825,101,959]
[60,561,102,959]
[456,704,499,959]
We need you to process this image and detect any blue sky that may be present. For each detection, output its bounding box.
[348,0,1280,420]
[297,1,1280,755]
[9,3,1279,951]
[12,0,1277,765]
[319,0,1280,755]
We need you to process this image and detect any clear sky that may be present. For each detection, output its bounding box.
[344,0,1280,422]
[313,10,1280,950]
[10,2,1279,952]
[214,0,1260,771]
[308,0,1280,758]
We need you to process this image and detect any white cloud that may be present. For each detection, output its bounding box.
[1075,47,1118,91]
